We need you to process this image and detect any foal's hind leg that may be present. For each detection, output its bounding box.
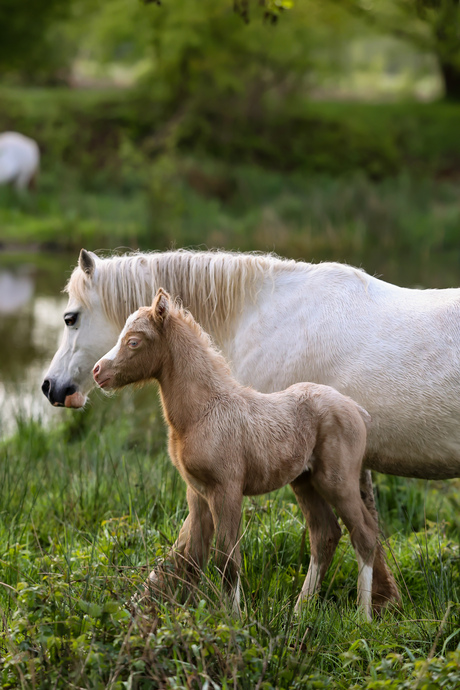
[360,469,401,612]
[311,464,377,621]
[291,472,342,612]
[184,486,215,576]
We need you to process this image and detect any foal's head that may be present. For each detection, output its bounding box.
[92,288,170,391]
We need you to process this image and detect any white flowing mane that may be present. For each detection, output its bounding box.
[66,249,303,335]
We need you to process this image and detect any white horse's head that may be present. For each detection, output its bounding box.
[41,249,121,408]
[42,246,267,408]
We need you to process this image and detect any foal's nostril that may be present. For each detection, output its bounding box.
[41,379,51,398]
[93,364,100,377]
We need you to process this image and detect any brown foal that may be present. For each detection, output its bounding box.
[93,288,378,619]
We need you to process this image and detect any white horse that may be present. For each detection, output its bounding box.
[0,132,40,191]
[43,248,460,609]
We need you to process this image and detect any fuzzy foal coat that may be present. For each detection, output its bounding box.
[93,289,377,619]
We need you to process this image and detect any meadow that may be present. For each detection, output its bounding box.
[2,88,460,687]
[1,388,460,688]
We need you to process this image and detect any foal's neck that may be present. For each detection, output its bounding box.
[157,316,234,434]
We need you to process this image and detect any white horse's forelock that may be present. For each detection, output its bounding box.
[65,249,305,337]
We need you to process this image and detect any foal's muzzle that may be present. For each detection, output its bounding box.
[41,378,77,407]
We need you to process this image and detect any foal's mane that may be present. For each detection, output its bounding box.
[66,249,300,337]
[167,299,233,377]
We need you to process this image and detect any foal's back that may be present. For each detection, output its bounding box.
[189,380,368,498]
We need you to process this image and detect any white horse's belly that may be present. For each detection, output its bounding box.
[365,454,460,479]
[363,415,460,478]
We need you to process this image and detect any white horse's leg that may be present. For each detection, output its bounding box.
[359,469,401,611]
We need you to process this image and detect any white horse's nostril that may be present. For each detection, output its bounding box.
[93,364,100,376]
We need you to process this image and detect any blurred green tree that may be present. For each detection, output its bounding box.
[80,0,348,105]
[0,0,76,83]
[336,0,460,100]
[144,0,294,24]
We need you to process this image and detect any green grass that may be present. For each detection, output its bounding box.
[0,174,148,251]
[1,393,460,688]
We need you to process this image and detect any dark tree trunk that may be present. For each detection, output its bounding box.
[439,60,460,101]
[434,0,460,101]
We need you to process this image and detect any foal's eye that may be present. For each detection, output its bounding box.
[64,313,78,327]
[128,339,139,349]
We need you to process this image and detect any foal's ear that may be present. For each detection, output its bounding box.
[79,249,97,277]
[151,288,170,323]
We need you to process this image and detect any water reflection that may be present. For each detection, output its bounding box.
[0,261,68,437]
[0,269,34,314]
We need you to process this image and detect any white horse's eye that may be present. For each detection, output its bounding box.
[64,313,78,327]
[128,339,139,348]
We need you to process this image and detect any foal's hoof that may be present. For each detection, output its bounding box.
[127,586,162,623]
[293,595,316,616]
[371,582,402,616]
[371,593,402,617]
[126,567,167,615]
[128,588,152,612]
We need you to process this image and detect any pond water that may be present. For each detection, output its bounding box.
[1,249,460,439]
[0,253,74,437]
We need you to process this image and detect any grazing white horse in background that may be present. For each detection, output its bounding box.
[0,132,40,190]
[43,247,460,610]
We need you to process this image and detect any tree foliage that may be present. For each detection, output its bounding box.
[75,0,331,116]
[0,0,75,81]
[335,0,460,99]
[1,0,458,99]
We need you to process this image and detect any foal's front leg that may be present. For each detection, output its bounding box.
[183,486,215,577]
[146,514,190,588]
[145,487,214,598]
[207,487,243,614]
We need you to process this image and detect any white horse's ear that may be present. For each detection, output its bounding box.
[79,249,97,277]
[152,288,170,322]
